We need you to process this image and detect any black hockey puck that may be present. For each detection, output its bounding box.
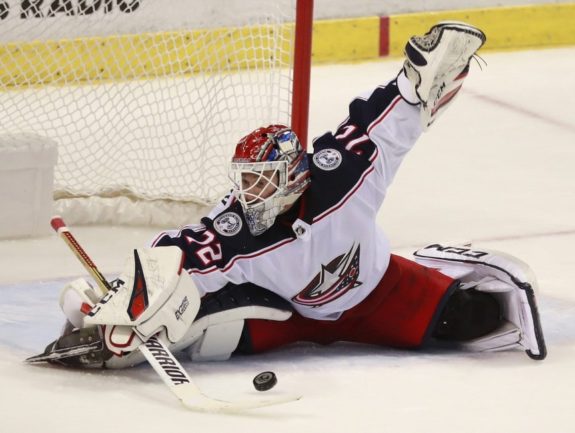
[253,371,277,391]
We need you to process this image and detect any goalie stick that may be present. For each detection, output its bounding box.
[47,216,301,413]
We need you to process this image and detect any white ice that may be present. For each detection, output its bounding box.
[1,47,575,433]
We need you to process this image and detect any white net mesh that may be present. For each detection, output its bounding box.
[0,0,298,224]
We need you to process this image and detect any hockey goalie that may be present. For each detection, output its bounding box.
[28,22,546,372]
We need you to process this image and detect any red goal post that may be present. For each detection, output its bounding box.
[0,0,314,227]
[292,0,314,150]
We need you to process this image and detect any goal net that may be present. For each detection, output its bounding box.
[0,0,312,226]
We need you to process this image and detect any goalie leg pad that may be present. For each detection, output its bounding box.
[414,243,546,360]
[108,282,294,365]
[176,283,293,362]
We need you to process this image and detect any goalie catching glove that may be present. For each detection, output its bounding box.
[27,246,293,368]
[414,243,546,360]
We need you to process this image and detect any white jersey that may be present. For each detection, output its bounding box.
[151,80,422,320]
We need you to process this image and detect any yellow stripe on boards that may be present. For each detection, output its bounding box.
[312,17,380,63]
[388,3,575,57]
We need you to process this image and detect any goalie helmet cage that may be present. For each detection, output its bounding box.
[0,0,313,227]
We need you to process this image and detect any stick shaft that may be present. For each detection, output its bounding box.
[50,216,111,294]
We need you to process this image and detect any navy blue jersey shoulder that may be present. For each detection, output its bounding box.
[301,80,401,220]
[300,135,371,221]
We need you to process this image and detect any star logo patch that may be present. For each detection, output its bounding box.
[293,243,362,307]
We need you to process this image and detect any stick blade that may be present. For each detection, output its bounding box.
[181,392,302,413]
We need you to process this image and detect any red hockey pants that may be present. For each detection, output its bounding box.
[244,254,455,352]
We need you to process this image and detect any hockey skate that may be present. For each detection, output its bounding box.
[403,22,486,129]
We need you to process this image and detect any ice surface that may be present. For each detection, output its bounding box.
[1,47,575,433]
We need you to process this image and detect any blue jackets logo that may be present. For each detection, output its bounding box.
[213,212,242,236]
[293,243,362,307]
[313,148,342,171]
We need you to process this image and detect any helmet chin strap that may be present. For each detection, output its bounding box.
[243,191,301,236]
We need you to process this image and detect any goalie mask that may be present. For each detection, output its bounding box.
[230,124,310,236]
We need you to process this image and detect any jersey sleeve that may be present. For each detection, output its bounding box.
[149,222,231,295]
[148,191,236,275]
[332,78,422,190]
